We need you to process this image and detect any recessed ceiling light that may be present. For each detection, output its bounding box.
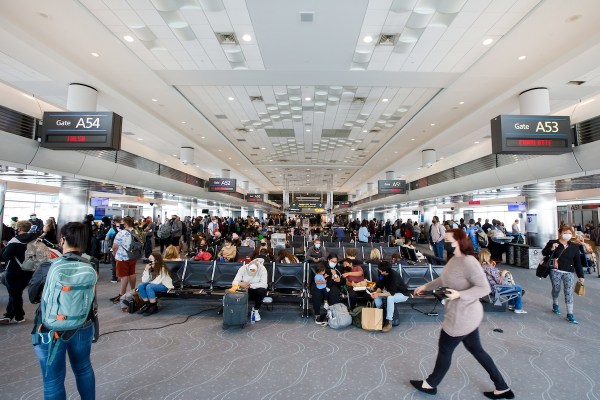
[351,148,356,151]
[417,167,421,170]
[363,35,373,43]
[91,52,100,57]
[218,149,222,152]
[181,121,186,124]
[151,98,158,102]
[482,38,493,46]
[137,138,143,141]
[261,147,266,150]
[430,123,436,126]
[474,141,480,144]
[362,130,367,133]
[228,97,235,101]
[305,97,311,101]
[201,136,205,139]
[228,157,232,159]
[410,138,415,141]
[440,157,444,160]
[123,35,134,42]
[459,101,464,105]
[172,154,177,157]
[306,129,311,132]
[518,55,527,60]
[394,151,398,154]
[382,98,389,102]
[242,34,252,42]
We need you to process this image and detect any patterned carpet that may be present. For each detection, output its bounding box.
[0,261,599,400]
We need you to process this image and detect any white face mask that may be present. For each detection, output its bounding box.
[329,261,336,268]
[315,243,321,249]
[561,233,572,241]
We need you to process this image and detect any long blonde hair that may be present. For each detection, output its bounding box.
[478,248,493,265]
[369,248,381,260]
[163,245,180,260]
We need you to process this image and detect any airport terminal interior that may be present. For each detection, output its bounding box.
[2,0,600,399]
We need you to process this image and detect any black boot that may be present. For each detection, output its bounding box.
[143,303,158,316]
[137,301,150,314]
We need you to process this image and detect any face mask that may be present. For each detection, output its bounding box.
[444,242,455,255]
[120,224,125,230]
[315,244,321,249]
[329,262,336,268]
[31,216,37,221]
[562,233,572,241]
[226,244,231,248]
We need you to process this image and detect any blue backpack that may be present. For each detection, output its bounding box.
[35,254,97,370]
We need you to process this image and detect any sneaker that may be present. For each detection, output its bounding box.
[566,314,578,324]
[110,294,122,304]
[552,304,560,315]
[13,318,26,323]
[507,305,515,311]
[323,302,330,310]
[0,317,11,325]
[253,309,261,322]
[315,315,327,325]
[514,309,527,314]
[111,279,118,283]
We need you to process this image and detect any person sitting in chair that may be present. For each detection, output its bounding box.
[479,249,526,314]
[370,261,410,332]
[231,258,268,321]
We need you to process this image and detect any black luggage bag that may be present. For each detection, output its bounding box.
[223,291,248,328]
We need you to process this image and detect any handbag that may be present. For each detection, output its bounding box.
[361,302,383,331]
[536,257,550,278]
[575,281,585,296]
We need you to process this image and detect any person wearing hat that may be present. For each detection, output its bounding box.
[28,213,43,234]
[252,238,273,261]
[232,258,268,321]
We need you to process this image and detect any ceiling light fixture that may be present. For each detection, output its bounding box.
[151,98,158,102]
[242,34,252,42]
[518,55,527,60]
[201,136,205,139]
[228,97,235,101]
[218,149,222,152]
[137,138,143,141]
[474,141,480,144]
[305,97,311,101]
[459,101,464,105]
[363,35,373,43]
[261,147,266,150]
[382,98,389,102]
[482,38,493,46]
[181,121,186,124]
[430,123,436,126]
[91,52,100,57]
[123,35,134,42]
[410,138,415,141]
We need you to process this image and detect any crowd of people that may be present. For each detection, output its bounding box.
[1,209,597,399]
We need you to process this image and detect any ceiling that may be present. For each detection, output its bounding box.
[1,0,600,199]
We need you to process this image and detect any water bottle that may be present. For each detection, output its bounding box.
[251,309,256,324]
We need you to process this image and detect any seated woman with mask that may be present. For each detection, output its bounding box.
[231,258,268,322]
[217,238,237,262]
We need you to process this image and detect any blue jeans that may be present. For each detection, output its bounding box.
[374,292,409,320]
[33,323,95,400]
[433,241,444,259]
[137,282,168,301]
[502,284,523,310]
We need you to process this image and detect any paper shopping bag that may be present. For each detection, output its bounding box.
[361,302,383,331]
[575,281,585,296]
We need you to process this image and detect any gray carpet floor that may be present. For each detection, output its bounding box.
[1,260,599,400]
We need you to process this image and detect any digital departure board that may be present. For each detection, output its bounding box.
[208,178,236,192]
[490,115,572,154]
[247,193,264,203]
[338,201,352,209]
[40,112,122,150]
[288,206,301,212]
[378,180,407,194]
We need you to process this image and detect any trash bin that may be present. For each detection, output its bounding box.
[506,244,515,265]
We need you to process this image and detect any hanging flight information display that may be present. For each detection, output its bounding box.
[378,180,407,194]
[247,193,264,203]
[490,115,572,154]
[40,112,123,150]
[208,178,236,192]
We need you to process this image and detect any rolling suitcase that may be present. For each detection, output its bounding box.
[223,291,248,329]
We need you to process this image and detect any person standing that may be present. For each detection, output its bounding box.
[429,216,446,259]
[411,229,514,399]
[39,218,58,245]
[170,216,183,252]
[29,213,44,234]
[31,222,97,400]
[358,220,370,243]
[143,218,155,259]
[542,225,584,324]
[111,217,139,304]
[0,221,37,324]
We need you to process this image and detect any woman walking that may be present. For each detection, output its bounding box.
[542,225,584,324]
[411,229,514,399]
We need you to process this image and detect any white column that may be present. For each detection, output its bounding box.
[519,88,550,115]
[67,83,98,111]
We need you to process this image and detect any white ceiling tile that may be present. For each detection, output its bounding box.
[116,9,144,26]
[227,9,252,26]
[135,9,165,25]
[93,9,124,25]
[102,0,130,10]
[126,0,154,10]
[80,0,110,10]
[180,9,209,25]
